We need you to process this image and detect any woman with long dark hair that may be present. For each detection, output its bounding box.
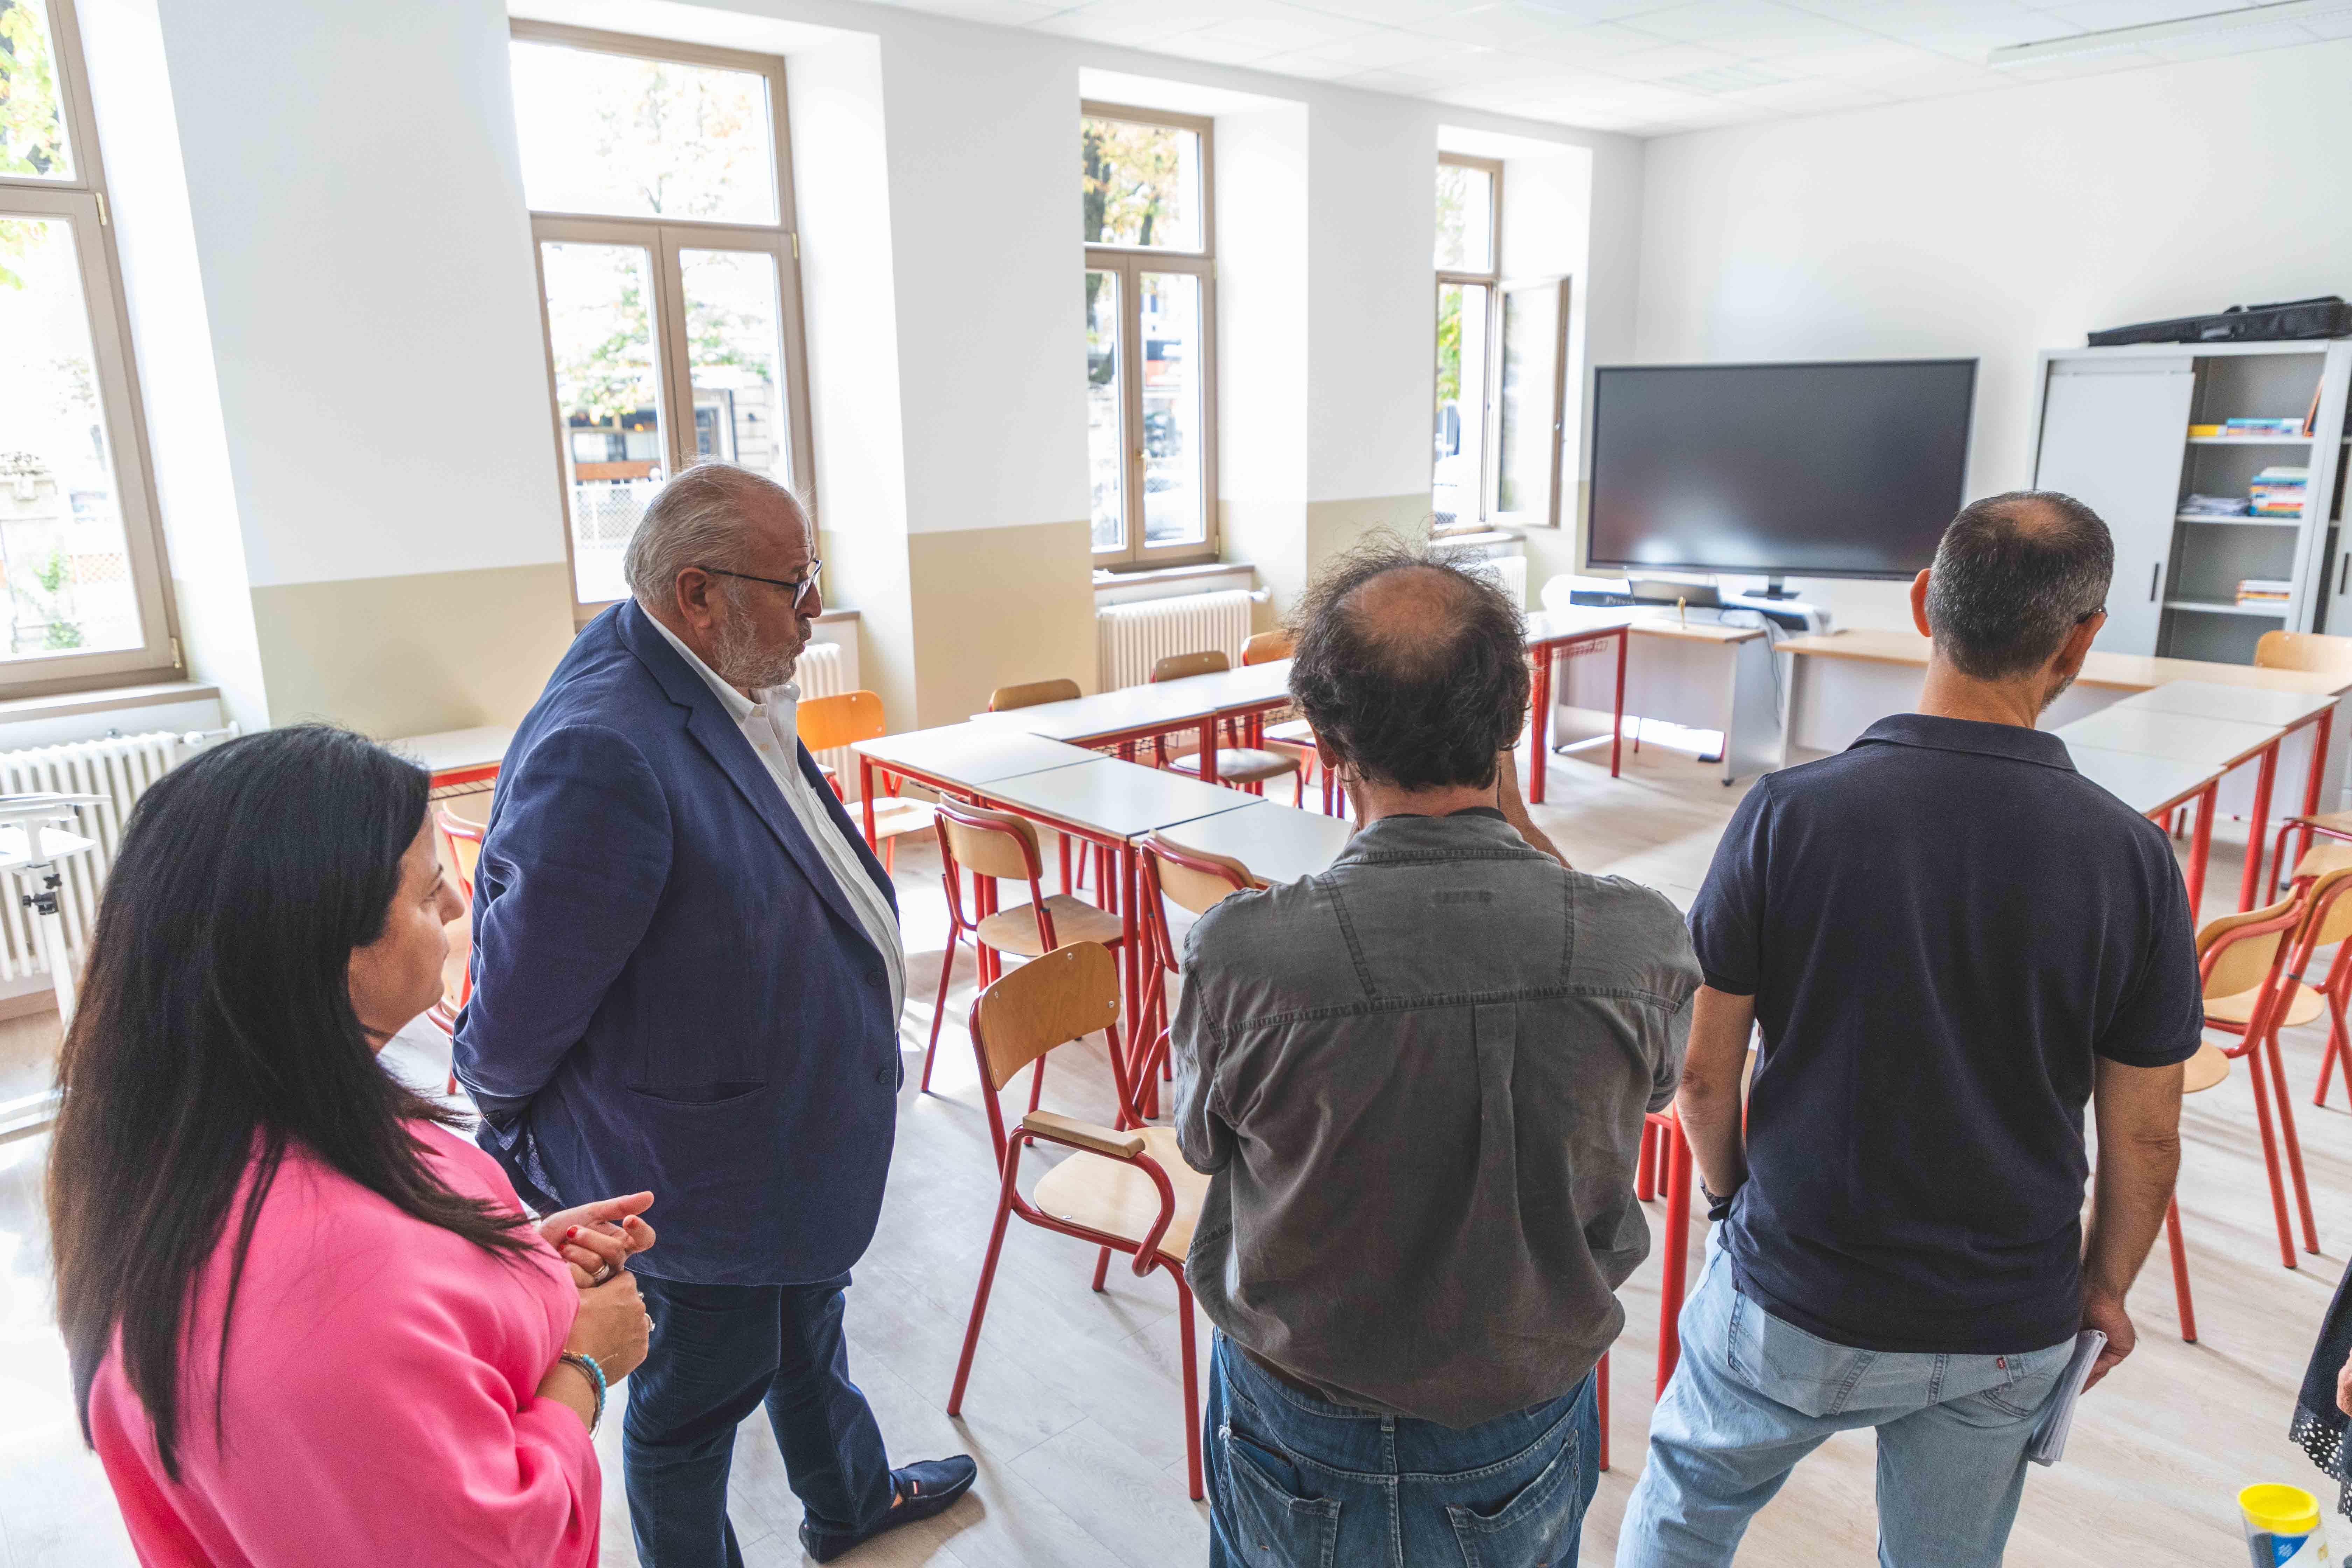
[49,725,655,1563]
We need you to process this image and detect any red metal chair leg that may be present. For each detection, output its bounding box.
[1028,1054,1048,1114]
[1657,1121,1693,1394]
[1173,1268,1204,1502]
[2241,1033,2302,1269]
[2318,988,2352,1107]
[2263,1024,2321,1253]
[2165,1195,2196,1343]
[948,1151,1023,1414]
[921,933,960,1092]
[1091,1248,1112,1292]
[1636,1120,1659,1202]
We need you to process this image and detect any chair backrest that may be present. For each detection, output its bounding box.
[1141,832,1259,916]
[969,941,1120,1093]
[933,798,1042,883]
[1150,650,1228,683]
[1240,631,1292,666]
[798,690,887,752]
[436,808,485,900]
[2299,863,2352,953]
[2256,631,2352,678]
[2198,893,2304,1000]
[989,677,1082,712]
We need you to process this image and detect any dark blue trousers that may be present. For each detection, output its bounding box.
[625,1273,895,1568]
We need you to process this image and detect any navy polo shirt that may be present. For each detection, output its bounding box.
[1689,713,2203,1354]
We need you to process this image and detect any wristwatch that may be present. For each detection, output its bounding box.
[1697,1177,1741,1223]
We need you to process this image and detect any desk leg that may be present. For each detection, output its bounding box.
[1612,629,1628,779]
[1529,647,1553,805]
[1198,719,1218,785]
[2186,786,2216,918]
[1657,1120,1692,1395]
[2241,744,2279,912]
[859,758,877,850]
[2298,710,2333,885]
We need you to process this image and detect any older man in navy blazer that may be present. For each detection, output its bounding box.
[455,462,972,1566]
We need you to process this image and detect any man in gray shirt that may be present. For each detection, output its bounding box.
[1172,541,1699,1568]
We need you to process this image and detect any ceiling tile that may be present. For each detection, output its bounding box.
[1592,40,1753,78]
[1618,0,1868,55]
[2141,19,2320,60]
[1029,0,1214,46]
[1268,24,1477,64]
[2037,0,2257,29]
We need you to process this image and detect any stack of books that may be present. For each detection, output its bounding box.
[2238,578,2295,607]
[2224,417,2311,437]
[2251,467,2310,516]
[2181,493,2252,517]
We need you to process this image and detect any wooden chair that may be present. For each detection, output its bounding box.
[800,691,933,873]
[1130,834,1261,1115]
[2251,631,2352,888]
[1242,631,1336,811]
[2162,1041,2232,1344]
[921,800,1124,1097]
[990,678,1090,896]
[1240,630,1292,666]
[2195,891,2320,1268]
[430,809,486,1083]
[945,942,1209,1500]
[1147,650,1304,803]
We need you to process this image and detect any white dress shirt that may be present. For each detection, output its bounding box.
[649,615,906,1023]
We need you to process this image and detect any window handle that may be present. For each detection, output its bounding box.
[2339,553,2348,597]
[2149,562,2160,602]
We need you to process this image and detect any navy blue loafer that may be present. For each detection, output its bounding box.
[799,1455,978,1562]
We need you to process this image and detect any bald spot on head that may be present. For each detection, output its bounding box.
[1336,565,1482,677]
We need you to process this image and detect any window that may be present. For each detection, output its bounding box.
[1082,103,1217,570]
[510,22,814,612]
[0,0,178,692]
[1433,155,1500,533]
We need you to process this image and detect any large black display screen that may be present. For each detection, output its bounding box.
[1588,359,1976,580]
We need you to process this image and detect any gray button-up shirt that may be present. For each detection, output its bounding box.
[1172,808,1699,1428]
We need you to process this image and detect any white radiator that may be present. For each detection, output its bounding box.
[794,642,857,797]
[1446,550,1528,607]
[0,729,226,984]
[1098,589,1255,691]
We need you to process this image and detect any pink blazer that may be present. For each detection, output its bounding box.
[89,1121,598,1566]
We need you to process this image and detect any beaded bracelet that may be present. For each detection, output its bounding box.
[556,1351,607,1434]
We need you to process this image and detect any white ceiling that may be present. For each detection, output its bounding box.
[891,0,2352,135]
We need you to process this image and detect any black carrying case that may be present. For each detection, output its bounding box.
[2089,296,2352,346]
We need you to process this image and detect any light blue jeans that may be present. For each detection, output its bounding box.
[1619,1245,2076,1568]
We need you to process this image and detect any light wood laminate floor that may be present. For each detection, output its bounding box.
[0,736,2342,1566]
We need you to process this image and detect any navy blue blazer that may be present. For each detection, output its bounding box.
[454,601,902,1286]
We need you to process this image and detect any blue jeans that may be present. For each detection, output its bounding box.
[1619,1246,2076,1568]
[1205,1332,1598,1568]
[624,1273,895,1568]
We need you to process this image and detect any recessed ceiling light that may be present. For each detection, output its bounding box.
[1988,0,2352,66]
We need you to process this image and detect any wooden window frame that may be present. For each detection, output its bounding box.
[1083,101,1219,572]
[1433,153,1504,538]
[511,20,817,623]
[0,0,182,698]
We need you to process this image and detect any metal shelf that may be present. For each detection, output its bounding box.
[2177,513,2303,525]
[2164,598,2289,618]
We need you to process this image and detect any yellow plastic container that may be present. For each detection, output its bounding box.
[2241,1484,2332,1566]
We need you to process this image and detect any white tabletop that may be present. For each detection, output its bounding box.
[0,823,97,874]
[979,757,1260,840]
[2055,706,2286,770]
[852,725,1099,787]
[1524,607,1644,646]
[388,725,515,775]
[2105,680,2338,730]
[975,661,1293,743]
[2066,744,2224,817]
[1151,799,1353,886]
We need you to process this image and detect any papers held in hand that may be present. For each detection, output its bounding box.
[2028,1330,2108,1467]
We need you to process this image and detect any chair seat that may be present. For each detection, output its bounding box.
[1169,748,1300,785]
[1031,1126,1210,1262]
[975,894,1124,957]
[1264,718,1315,745]
[2184,1042,2231,1095]
[868,797,937,840]
[2206,980,2325,1029]
[2292,808,2352,834]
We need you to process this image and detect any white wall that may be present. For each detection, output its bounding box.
[1633,40,2352,628]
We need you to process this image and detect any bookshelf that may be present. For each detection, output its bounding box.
[2030,340,2352,665]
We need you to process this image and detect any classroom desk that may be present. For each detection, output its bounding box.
[388,724,514,795]
[848,726,1099,848]
[1152,799,1353,887]
[975,662,1294,785]
[2057,705,2303,910]
[2106,683,2340,894]
[2068,743,2231,913]
[973,758,1259,1060]
[1522,609,1639,798]
[1549,616,1778,786]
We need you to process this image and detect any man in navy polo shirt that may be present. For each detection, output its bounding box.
[1620,491,2202,1567]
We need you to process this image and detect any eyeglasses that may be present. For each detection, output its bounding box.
[2077,604,2107,624]
[704,561,822,612]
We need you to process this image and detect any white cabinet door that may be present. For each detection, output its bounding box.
[2031,358,2194,656]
